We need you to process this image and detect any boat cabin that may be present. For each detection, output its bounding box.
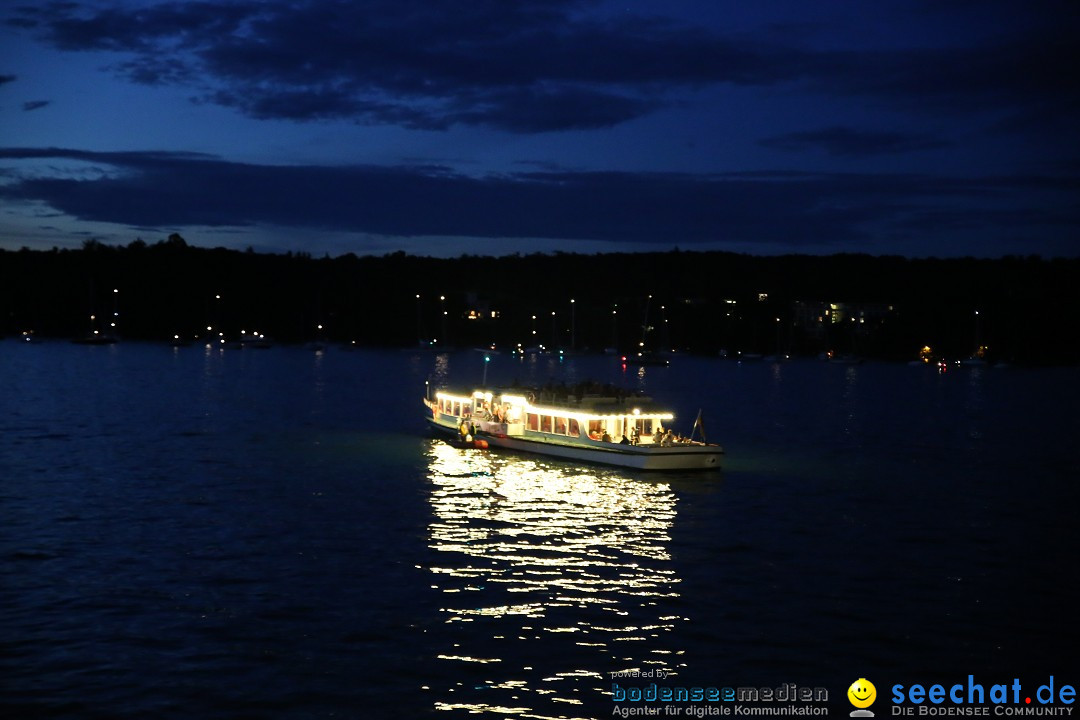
[433,389,675,445]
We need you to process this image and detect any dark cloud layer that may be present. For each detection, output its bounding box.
[759,127,951,157]
[2,147,1074,252]
[7,0,1078,132]
[3,3,1078,257]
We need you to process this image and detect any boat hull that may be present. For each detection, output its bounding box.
[427,416,721,471]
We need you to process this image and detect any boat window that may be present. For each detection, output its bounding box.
[554,417,566,435]
[588,419,603,438]
[540,415,552,433]
[569,418,580,437]
[527,413,539,431]
[453,401,461,416]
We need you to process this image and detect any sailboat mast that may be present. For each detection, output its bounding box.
[641,294,652,348]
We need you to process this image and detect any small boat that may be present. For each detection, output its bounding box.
[828,353,863,364]
[623,351,670,366]
[238,331,274,348]
[72,331,118,345]
[424,387,722,471]
[444,436,490,450]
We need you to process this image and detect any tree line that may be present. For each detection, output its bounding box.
[1,236,1077,364]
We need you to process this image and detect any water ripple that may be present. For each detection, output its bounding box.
[423,441,683,716]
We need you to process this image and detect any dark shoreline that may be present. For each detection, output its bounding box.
[3,238,1077,365]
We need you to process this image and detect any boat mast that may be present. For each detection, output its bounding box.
[641,294,652,351]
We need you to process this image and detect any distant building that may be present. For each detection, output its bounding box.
[463,291,499,321]
[794,300,897,339]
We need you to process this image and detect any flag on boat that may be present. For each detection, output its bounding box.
[691,408,706,443]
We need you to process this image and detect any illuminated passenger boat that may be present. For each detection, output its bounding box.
[424,387,723,471]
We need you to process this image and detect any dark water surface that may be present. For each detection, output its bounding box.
[2,343,1077,718]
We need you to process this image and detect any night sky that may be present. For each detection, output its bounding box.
[1,0,1077,258]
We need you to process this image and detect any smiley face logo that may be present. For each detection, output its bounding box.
[848,678,877,709]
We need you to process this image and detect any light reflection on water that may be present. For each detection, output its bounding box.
[424,441,684,717]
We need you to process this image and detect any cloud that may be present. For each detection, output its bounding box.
[22,100,50,111]
[10,1,1077,133]
[759,126,951,157]
[821,30,1080,121]
[8,1,733,131]
[0,74,16,86]
[2,147,1075,253]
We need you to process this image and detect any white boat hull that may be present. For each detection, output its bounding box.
[427,415,722,471]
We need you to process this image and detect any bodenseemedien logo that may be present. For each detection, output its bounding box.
[849,678,877,717]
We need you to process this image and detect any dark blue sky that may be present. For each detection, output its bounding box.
[1,0,1077,257]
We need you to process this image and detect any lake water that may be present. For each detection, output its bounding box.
[2,342,1077,719]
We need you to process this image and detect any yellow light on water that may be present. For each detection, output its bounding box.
[423,440,683,711]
